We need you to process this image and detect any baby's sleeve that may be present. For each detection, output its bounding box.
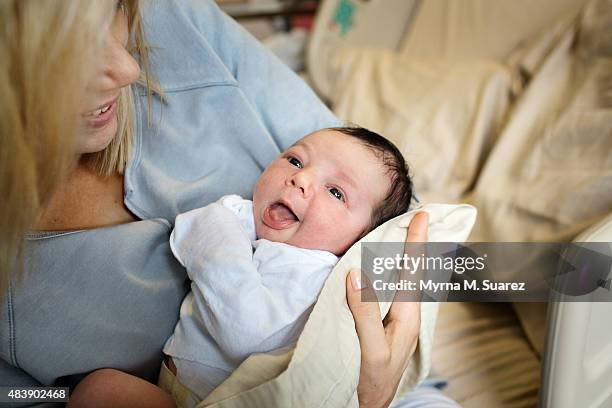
[202,242,336,361]
[170,201,336,363]
[169,202,253,276]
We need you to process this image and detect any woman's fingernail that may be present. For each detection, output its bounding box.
[350,269,367,290]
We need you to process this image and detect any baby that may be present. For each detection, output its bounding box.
[68,126,413,408]
[163,127,413,405]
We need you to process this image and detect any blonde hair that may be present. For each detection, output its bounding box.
[0,1,117,295]
[87,0,160,176]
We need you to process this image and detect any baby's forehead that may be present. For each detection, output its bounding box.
[295,130,379,155]
[299,130,391,188]
[300,129,387,165]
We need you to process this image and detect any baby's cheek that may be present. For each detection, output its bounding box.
[296,212,347,253]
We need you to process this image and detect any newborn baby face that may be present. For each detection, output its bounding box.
[253,129,391,255]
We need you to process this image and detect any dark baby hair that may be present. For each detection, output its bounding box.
[329,126,413,232]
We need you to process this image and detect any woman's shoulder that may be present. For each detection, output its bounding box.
[139,0,253,91]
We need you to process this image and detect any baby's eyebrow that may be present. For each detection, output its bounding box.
[293,140,358,192]
[337,169,358,191]
[299,141,358,190]
[293,140,310,152]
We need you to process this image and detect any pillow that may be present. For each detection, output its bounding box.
[160,203,477,407]
[329,48,516,203]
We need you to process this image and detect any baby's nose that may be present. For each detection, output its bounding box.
[288,171,312,198]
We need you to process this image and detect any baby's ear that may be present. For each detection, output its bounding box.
[357,222,374,243]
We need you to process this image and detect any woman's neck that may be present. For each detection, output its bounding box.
[34,159,137,231]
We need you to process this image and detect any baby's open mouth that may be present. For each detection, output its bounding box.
[262,202,299,230]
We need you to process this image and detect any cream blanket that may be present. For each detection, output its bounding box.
[159,204,476,407]
[328,1,612,406]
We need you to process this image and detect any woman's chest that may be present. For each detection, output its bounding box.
[9,218,188,385]
[36,166,137,231]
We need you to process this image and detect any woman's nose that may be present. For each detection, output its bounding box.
[100,38,141,90]
[287,171,313,198]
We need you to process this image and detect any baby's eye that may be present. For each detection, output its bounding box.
[328,187,344,202]
[287,156,303,168]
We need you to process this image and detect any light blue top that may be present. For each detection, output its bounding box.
[0,0,340,392]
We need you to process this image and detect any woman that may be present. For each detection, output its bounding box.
[1,0,429,406]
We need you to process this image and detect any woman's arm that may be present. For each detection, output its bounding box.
[68,369,175,408]
[174,0,342,148]
[346,212,428,408]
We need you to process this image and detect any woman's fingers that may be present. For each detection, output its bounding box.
[384,302,420,366]
[347,269,394,407]
[346,269,388,362]
[348,212,429,407]
[405,212,429,243]
[384,212,428,362]
[387,212,428,322]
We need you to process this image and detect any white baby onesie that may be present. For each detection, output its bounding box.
[163,195,338,405]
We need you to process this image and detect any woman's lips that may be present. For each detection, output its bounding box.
[262,202,299,230]
[84,99,118,129]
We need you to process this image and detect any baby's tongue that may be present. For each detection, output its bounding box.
[269,203,297,222]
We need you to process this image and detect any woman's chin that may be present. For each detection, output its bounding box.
[76,120,118,155]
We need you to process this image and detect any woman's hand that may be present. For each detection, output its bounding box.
[346,212,429,408]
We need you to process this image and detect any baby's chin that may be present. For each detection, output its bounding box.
[254,219,347,254]
[262,230,345,255]
[254,221,291,244]
[255,224,316,251]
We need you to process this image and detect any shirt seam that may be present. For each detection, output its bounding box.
[25,230,85,240]
[124,85,143,203]
[24,219,171,241]
[124,85,153,221]
[136,80,238,96]
[124,85,175,222]
[124,199,155,223]
[7,280,17,367]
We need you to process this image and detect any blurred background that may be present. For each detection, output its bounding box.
[216,1,612,407]
[216,0,320,72]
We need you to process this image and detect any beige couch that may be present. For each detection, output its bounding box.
[307,0,612,406]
